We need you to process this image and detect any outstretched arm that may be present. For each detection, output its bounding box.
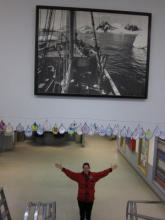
[95,164,118,181]
[55,163,79,182]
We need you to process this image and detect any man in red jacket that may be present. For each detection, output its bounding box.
[55,162,118,220]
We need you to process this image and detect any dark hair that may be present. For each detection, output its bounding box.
[82,162,90,168]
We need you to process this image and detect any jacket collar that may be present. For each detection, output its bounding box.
[81,171,91,178]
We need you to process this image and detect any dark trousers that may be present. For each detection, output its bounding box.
[78,200,94,220]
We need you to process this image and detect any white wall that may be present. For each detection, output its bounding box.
[0,0,165,131]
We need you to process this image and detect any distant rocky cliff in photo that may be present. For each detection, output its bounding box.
[96,21,116,32]
[124,24,140,31]
[77,21,147,49]
[95,21,147,49]
[96,21,141,33]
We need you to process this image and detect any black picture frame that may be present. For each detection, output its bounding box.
[34,5,152,99]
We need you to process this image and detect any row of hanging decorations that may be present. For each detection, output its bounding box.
[0,119,165,140]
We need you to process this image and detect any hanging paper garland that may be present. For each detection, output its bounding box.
[1,118,165,140]
[0,120,6,131]
[99,125,106,136]
[76,124,83,135]
[69,121,77,132]
[52,124,58,135]
[88,124,95,136]
[121,126,127,138]
[59,124,66,134]
[16,123,24,132]
[43,119,51,131]
[92,123,99,133]
[31,122,38,131]
[145,129,153,140]
[6,123,13,133]
[127,127,132,138]
[117,125,121,135]
[68,122,76,135]
[136,124,143,136]
[113,125,118,136]
[25,125,33,137]
[159,130,165,140]
[72,121,77,129]
[82,123,90,134]
[139,128,146,139]
[153,126,161,137]
[68,127,74,135]
[132,129,140,140]
[105,124,112,136]
[37,124,44,135]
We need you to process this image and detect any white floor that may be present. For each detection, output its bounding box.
[0,134,165,220]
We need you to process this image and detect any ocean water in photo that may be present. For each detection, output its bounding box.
[78,32,148,96]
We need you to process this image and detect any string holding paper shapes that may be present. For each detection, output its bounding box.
[1,117,165,140]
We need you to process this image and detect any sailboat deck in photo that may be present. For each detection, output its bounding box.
[36,8,120,96]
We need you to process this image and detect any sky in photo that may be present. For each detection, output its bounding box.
[39,9,149,31]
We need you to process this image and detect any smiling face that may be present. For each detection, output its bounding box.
[83,164,90,175]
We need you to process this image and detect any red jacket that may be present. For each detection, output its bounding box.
[62,168,112,202]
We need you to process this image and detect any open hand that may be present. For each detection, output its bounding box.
[111,164,118,170]
[55,163,63,169]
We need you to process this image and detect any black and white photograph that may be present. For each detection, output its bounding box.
[34,6,152,98]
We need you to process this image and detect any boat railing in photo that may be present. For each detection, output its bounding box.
[37,9,121,96]
[126,200,165,220]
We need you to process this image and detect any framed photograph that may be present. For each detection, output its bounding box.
[137,137,149,175]
[34,5,152,98]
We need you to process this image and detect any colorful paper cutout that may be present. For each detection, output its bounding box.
[25,125,33,137]
[82,123,90,134]
[52,124,58,135]
[16,123,24,132]
[59,124,66,134]
[31,122,38,131]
